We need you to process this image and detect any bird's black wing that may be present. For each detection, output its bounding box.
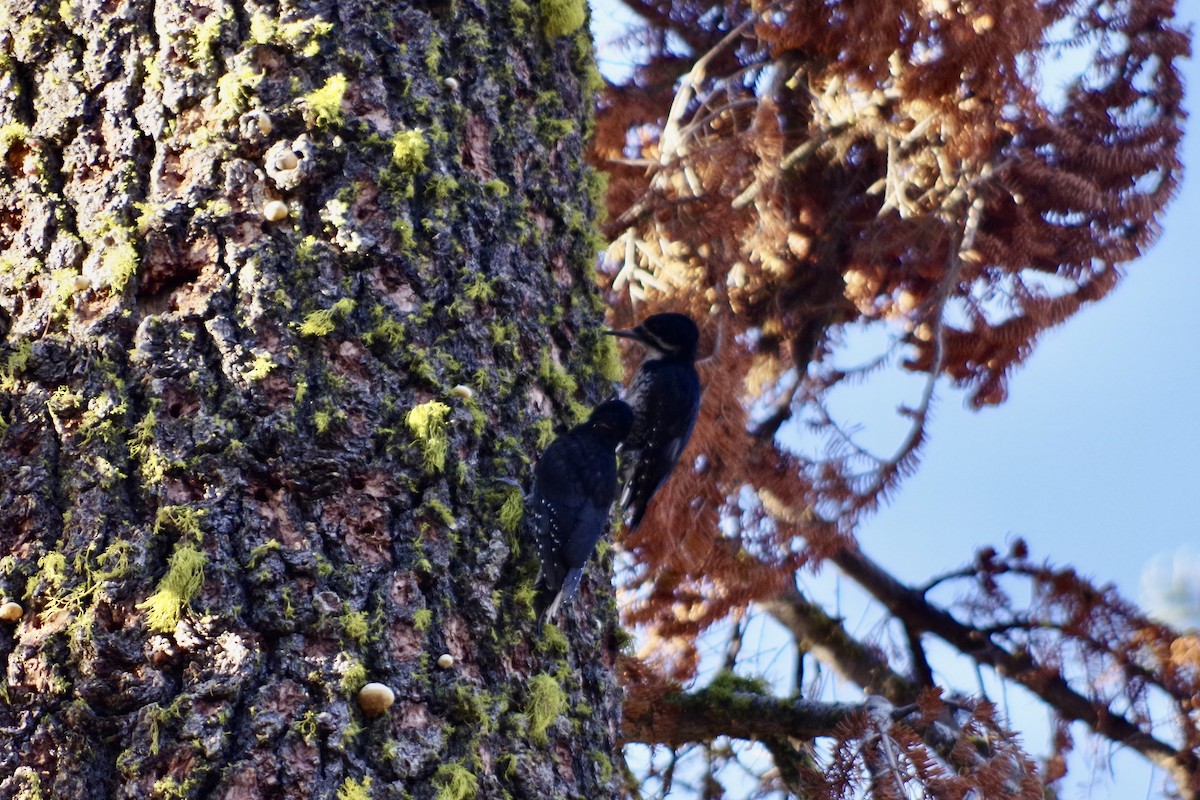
[620,361,701,529]
[557,428,618,568]
[528,430,619,621]
[527,485,569,603]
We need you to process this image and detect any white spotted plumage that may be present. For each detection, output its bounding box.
[525,400,633,625]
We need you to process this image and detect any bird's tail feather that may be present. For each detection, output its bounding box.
[536,568,583,630]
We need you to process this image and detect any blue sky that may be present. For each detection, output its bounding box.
[593,5,1199,797]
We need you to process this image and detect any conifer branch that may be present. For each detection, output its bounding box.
[760,586,921,700]
[659,15,761,163]
[623,687,860,747]
[830,544,1200,798]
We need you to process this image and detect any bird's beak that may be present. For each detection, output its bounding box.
[605,325,643,341]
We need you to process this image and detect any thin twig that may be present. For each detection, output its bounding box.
[660,14,763,163]
[852,169,990,508]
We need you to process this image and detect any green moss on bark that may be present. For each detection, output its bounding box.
[137,545,206,632]
[540,0,585,37]
[527,673,565,744]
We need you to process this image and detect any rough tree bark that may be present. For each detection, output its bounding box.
[0,0,623,798]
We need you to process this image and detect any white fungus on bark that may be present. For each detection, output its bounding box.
[358,682,396,716]
[263,200,290,222]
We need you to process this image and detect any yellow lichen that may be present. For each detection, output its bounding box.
[463,275,495,303]
[405,401,451,473]
[527,672,565,744]
[191,7,232,68]
[433,763,478,800]
[155,505,206,541]
[499,486,524,533]
[364,306,407,350]
[336,776,372,800]
[538,348,578,396]
[249,12,333,56]
[1,340,33,392]
[541,0,586,37]
[102,239,139,292]
[391,129,429,174]
[304,74,348,127]
[216,67,264,122]
[341,609,370,647]
[593,335,626,382]
[137,545,206,632]
[482,179,510,198]
[245,352,276,380]
[0,123,31,155]
[299,298,355,337]
[341,659,369,694]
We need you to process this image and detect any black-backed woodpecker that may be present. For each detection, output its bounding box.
[607,313,701,530]
[528,399,634,623]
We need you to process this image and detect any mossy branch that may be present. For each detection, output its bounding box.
[622,680,860,747]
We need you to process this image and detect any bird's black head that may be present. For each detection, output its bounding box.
[606,312,699,362]
[584,399,634,444]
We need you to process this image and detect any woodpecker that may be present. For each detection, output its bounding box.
[528,399,634,623]
[607,313,701,530]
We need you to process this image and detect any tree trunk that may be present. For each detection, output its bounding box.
[0,1,622,797]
